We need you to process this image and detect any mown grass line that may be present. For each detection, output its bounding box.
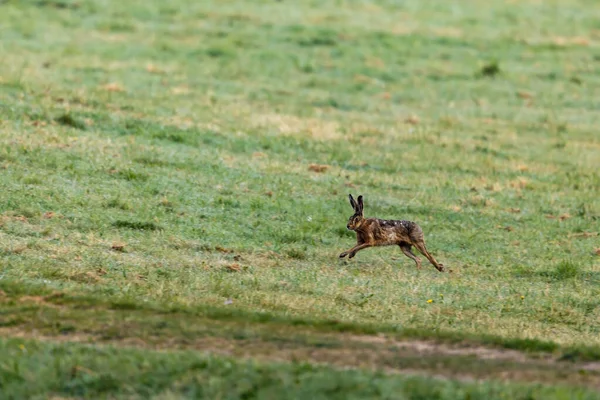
[5,302,600,390]
[2,337,599,400]
[2,279,600,362]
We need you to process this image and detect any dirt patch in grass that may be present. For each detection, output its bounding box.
[349,334,534,362]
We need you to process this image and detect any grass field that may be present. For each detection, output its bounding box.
[1,0,600,398]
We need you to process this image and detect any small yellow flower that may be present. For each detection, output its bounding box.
[427,299,433,303]
[19,344,25,351]
[520,295,525,300]
[439,294,444,298]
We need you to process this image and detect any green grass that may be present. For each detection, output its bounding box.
[2,337,599,400]
[1,0,600,396]
[5,279,600,362]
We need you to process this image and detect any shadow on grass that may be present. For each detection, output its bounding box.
[512,260,599,283]
[3,278,600,362]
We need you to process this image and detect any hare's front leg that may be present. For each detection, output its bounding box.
[339,243,371,258]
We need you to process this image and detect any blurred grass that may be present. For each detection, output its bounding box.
[2,337,600,400]
[1,0,600,396]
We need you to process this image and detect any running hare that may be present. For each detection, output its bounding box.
[339,194,445,272]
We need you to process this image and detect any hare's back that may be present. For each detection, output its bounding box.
[387,219,424,242]
[379,219,418,231]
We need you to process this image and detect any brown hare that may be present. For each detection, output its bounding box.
[339,194,445,272]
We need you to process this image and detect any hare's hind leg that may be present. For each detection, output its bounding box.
[409,226,444,272]
[399,242,421,269]
[412,240,444,272]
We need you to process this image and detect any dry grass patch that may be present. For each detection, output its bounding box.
[251,113,342,140]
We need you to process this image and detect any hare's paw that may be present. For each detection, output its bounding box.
[437,263,445,272]
[339,251,349,258]
[348,252,357,259]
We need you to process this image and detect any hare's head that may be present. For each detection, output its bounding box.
[346,194,364,230]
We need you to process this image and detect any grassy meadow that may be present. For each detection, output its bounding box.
[1,0,600,397]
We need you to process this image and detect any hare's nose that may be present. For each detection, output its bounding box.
[346,224,351,230]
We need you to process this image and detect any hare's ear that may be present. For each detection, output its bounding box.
[357,195,364,214]
[348,194,358,211]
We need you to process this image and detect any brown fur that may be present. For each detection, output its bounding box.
[340,194,445,272]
